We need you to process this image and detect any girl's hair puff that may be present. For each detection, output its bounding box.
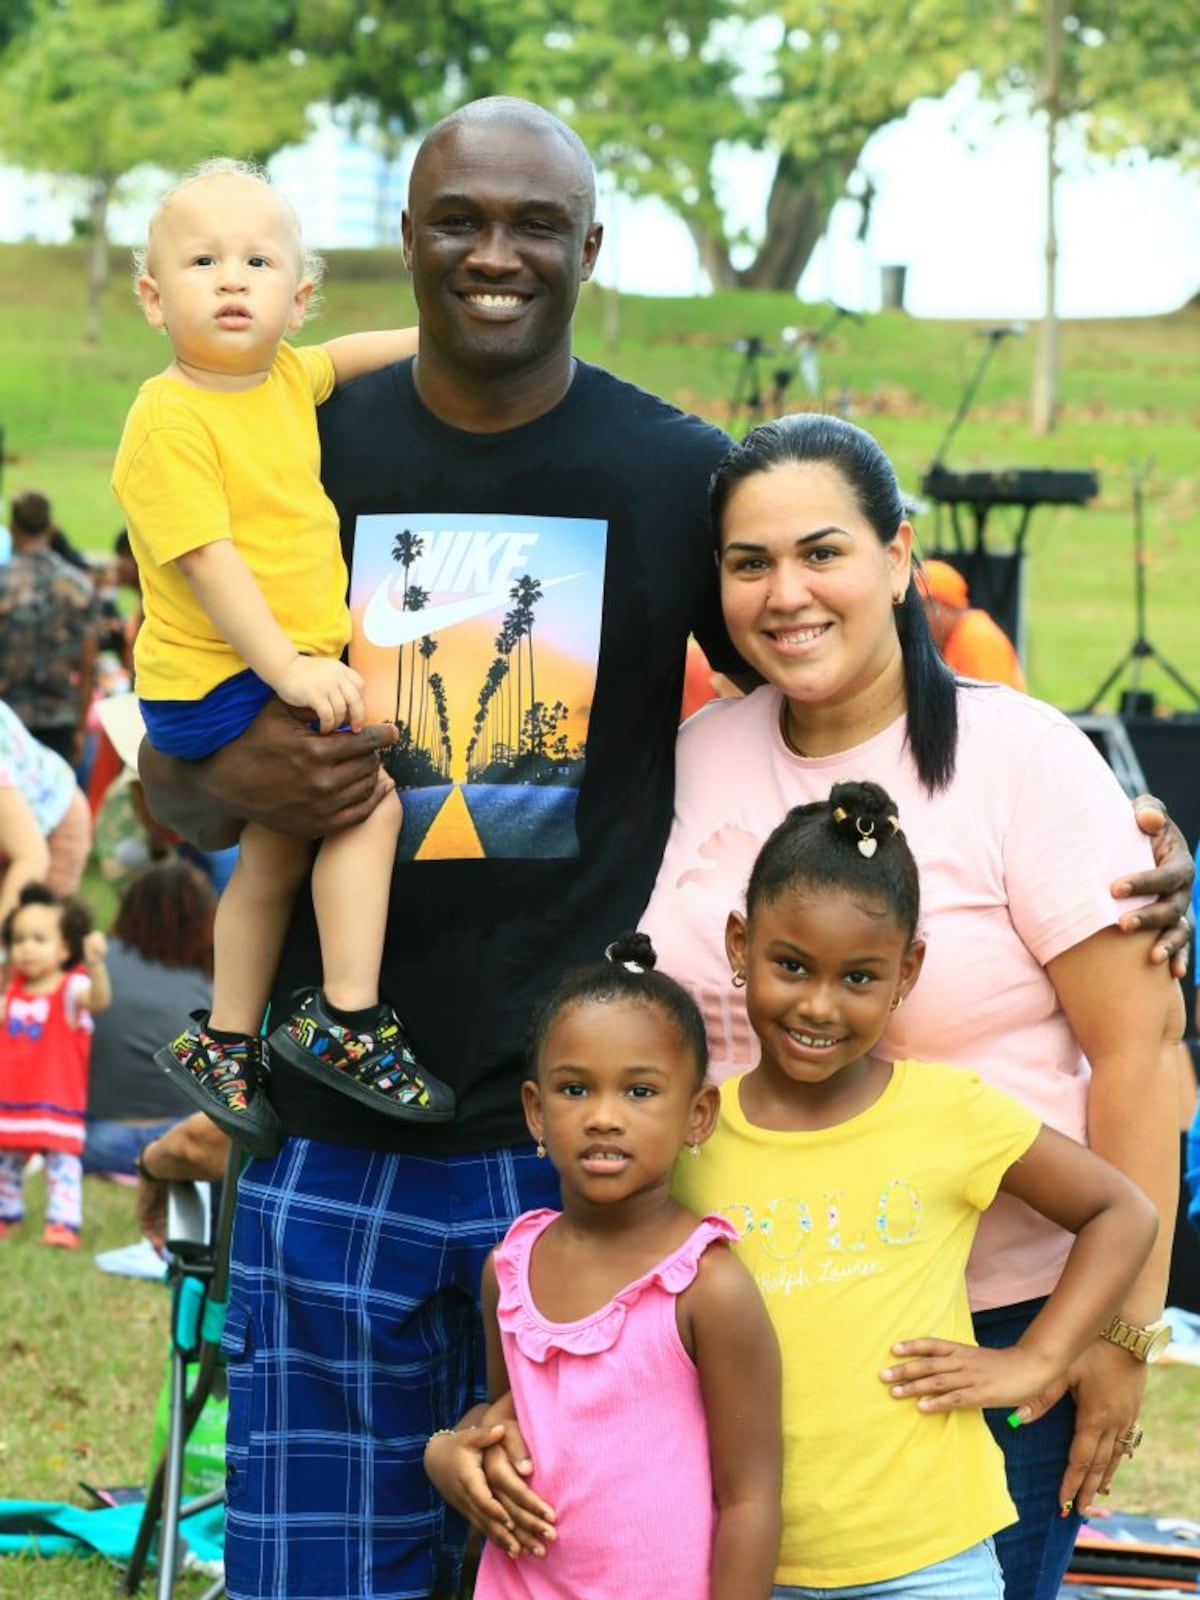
[709,413,958,794]
[526,931,709,1085]
[746,780,921,944]
[2,882,94,970]
[133,156,325,317]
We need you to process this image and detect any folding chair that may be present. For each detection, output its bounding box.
[124,1144,241,1598]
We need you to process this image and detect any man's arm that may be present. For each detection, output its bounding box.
[323,328,418,387]
[138,698,398,849]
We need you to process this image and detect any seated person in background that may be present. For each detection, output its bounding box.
[917,558,1026,690]
[84,860,216,1179]
[0,699,92,926]
[134,1110,230,1254]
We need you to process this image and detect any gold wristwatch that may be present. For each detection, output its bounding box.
[1099,1314,1172,1364]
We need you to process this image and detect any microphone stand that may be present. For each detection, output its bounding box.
[929,329,1013,469]
[1080,461,1200,713]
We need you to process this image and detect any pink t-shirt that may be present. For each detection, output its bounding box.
[475,1208,737,1600]
[640,683,1153,1310]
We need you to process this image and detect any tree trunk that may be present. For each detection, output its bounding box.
[688,150,861,293]
[84,176,113,346]
[1031,0,1065,436]
[686,219,741,289]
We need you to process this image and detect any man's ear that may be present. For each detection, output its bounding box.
[137,275,165,329]
[400,210,413,272]
[579,223,603,283]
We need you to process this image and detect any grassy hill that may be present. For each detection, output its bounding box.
[1,241,1198,713]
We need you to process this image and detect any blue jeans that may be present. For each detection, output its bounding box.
[773,1536,1004,1598]
[974,1297,1080,1600]
[82,1115,185,1177]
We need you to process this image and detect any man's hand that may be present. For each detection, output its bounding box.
[139,698,399,847]
[274,656,367,734]
[1113,797,1195,977]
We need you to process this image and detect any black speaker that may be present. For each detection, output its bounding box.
[1121,715,1200,851]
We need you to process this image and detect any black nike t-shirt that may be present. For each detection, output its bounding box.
[269,359,739,1153]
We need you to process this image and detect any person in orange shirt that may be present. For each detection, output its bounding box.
[917,559,1026,690]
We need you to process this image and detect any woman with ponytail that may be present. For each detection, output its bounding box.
[640,413,1185,1599]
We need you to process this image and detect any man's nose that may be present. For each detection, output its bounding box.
[465,224,522,275]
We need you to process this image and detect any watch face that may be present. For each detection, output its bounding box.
[1145,1324,1173,1363]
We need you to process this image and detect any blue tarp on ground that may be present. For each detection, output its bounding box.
[0,1498,223,1567]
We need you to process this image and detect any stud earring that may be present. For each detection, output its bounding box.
[731,970,746,989]
[535,1138,547,1159]
[687,1140,701,1160]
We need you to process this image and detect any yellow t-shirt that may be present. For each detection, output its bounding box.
[674,1060,1040,1587]
[112,343,350,701]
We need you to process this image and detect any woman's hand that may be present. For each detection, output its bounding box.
[1113,798,1194,977]
[1010,1339,1148,1516]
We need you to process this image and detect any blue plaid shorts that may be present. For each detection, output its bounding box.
[221,1137,559,1599]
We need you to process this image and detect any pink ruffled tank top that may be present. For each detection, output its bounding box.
[474,1207,738,1599]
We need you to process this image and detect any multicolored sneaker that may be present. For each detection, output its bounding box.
[154,1011,284,1158]
[267,990,455,1123]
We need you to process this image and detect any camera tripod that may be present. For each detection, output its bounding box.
[728,306,862,428]
[1081,461,1200,714]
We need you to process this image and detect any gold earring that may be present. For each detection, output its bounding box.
[731,970,746,989]
[890,994,904,1013]
[535,1138,547,1159]
[687,1140,701,1160]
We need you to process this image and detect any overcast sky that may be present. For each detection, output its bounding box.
[595,79,1200,318]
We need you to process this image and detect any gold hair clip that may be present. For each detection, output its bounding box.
[832,806,848,823]
[856,819,877,858]
[887,815,901,835]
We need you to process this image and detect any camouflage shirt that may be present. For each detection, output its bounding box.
[0,547,100,730]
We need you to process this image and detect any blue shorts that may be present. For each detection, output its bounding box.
[772,1536,1004,1599]
[140,669,274,761]
[221,1137,560,1600]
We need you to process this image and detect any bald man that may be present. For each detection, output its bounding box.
[142,98,742,1599]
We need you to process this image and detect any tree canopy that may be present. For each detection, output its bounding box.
[0,0,1194,313]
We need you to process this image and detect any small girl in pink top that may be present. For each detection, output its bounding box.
[424,931,781,1600]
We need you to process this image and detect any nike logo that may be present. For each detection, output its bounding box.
[362,572,586,648]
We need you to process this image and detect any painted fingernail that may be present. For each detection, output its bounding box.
[1061,1501,1074,1517]
[1006,1411,1023,1429]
